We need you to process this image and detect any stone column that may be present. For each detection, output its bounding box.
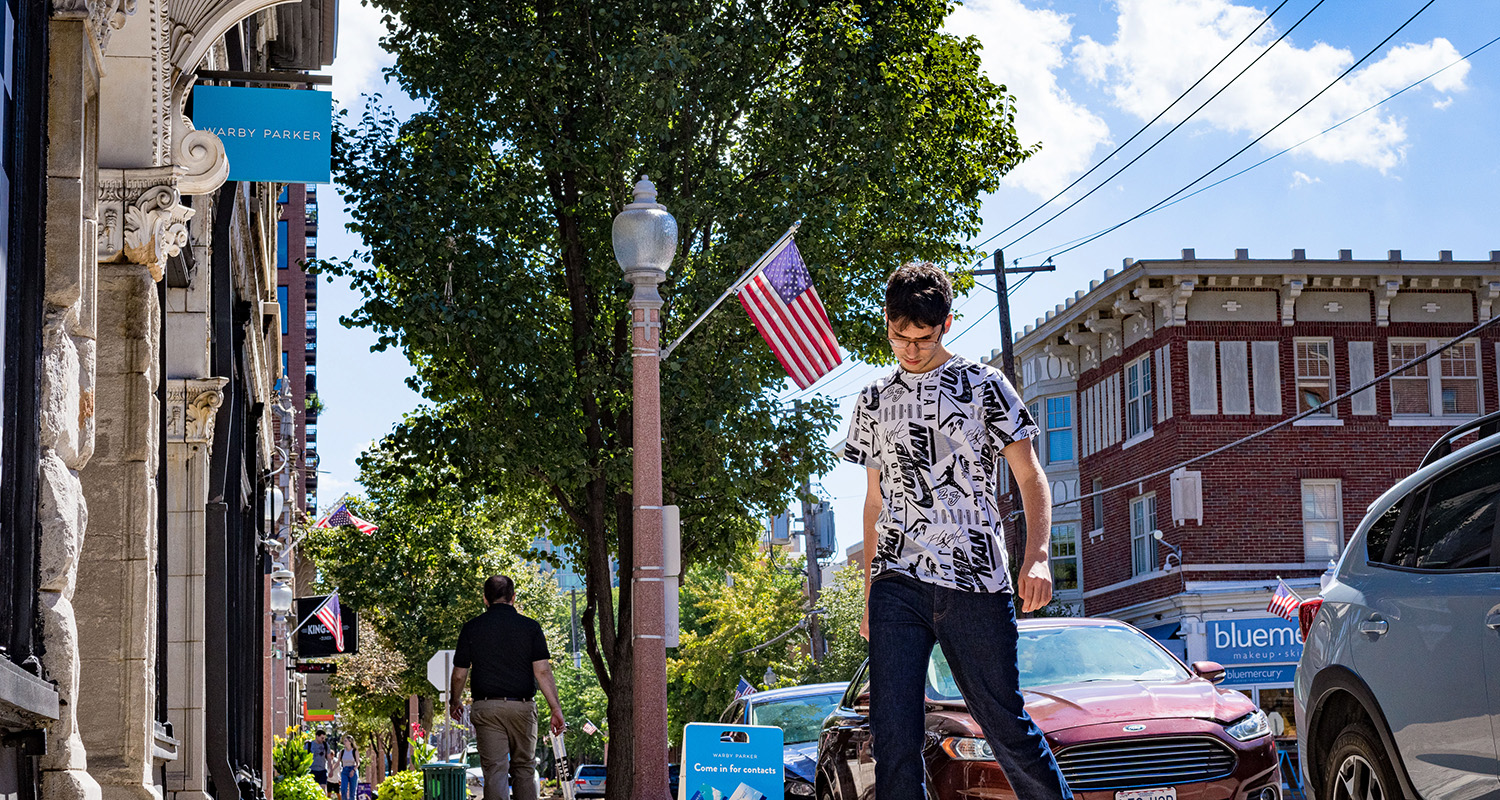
[163,378,224,800]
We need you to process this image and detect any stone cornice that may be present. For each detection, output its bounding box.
[52,0,135,67]
[98,167,195,281]
[166,378,228,443]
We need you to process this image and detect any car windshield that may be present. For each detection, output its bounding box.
[926,625,1190,699]
[748,692,842,745]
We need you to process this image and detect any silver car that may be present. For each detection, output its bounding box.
[1295,413,1500,800]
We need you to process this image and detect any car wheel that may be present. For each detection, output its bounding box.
[1323,722,1401,800]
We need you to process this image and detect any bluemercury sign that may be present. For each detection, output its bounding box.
[1221,664,1298,687]
[1206,617,1304,665]
[681,723,782,800]
[191,85,332,183]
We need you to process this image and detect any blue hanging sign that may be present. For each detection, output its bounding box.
[191,85,332,183]
[681,723,783,800]
[1206,617,1304,665]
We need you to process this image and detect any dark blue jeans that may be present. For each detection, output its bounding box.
[868,574,1072,800]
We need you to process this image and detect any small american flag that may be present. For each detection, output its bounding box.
[315,592,345,652]
[581,720,598,736]
[1267,579,1302,621]
[733,677,757,701]
[315,502,379,534]
[736,240,842,389]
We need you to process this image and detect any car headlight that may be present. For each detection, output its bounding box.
[1225,710,1271,741]
[939,736,995,761]
[786,780,815,796]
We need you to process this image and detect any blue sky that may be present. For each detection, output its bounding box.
[316,0,1500,560]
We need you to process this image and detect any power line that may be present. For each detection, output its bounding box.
[999,0,1325,252]
[1040,0,1440,262]
[1019,27,1500,265]
[1057,311,1500,509]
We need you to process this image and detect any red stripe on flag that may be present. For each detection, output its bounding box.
[747,275,837,381]
[738,292,813,388]
[788,294,840,368]
[740,278,818,387]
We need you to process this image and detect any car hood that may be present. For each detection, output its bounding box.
[783,742,819,783]
[931,679,1255,734]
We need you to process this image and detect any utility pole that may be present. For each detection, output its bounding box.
[971,250,1055,591]
[795,401,826,663]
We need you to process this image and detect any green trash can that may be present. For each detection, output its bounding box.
[420,762,468,800]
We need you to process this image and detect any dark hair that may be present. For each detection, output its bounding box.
[885,262,953,327]
[484,575,516,604]
[315,729,326,737]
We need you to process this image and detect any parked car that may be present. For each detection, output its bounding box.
[668,763,680,799]
[817,618,1282,800]
[573,764,607,798]
[1295,412,1500,800]
[718,682,847,797]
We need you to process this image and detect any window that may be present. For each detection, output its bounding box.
[1412,456,1498,569]
[277,285,289,335]
[1390,339,1481,417]
[1091,478,1104,533]
[1295,338,1335,416]
[1051,524,1078,592]
[1045,396,1074,463]
[1301,480,1343,561]
[1126,355,1153,439]
[1130,494,1157,576]
[277,219,288,269]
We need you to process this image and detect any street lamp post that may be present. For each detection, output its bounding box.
[612,176,677,800]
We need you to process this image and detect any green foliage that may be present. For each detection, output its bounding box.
[408,736,437,766]
[329,0,1036,792]
[552,656,610,765]
[273,727,314,780]
[375,769,424,800]
[306,392,326,416]
[667,551,813,746]
[273,774,326,800]
[809,561,869,686]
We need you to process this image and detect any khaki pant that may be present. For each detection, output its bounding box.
[471,699,539,800]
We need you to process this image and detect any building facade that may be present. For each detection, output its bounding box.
[276,184,319,519]
[0,3,334,800]
[1005,248,1500,733]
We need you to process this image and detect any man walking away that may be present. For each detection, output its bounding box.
[449,575,566,800]
[841,262,1073,800]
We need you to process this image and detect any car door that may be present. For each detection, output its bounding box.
[820,661,874,800]
[1352,450,1500,799]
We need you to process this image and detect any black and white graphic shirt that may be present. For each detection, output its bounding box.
[840,355,1039,593]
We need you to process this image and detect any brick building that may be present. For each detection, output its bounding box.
[1002,247,1500,732]
[277,184,320,518]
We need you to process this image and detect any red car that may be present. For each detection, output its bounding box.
[816,618,1283,800]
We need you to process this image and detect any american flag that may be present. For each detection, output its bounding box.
[581,720,598,736]
[733,677,757,701]
[315,502,379,534]
[315,592,345,652]
[736,240,842,389]
[1266,579,1302,621]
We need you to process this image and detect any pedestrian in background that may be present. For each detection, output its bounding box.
[448,575,566,800]
[307,729,331,794]
[841,262,1073,800]
[338,735,360,800]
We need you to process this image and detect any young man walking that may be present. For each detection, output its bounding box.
[449,575,566,800]
[841,262,1073,799]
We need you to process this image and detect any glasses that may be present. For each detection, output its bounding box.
[887,330,943,352]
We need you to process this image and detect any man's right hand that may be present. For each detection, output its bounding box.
[448,699,464,722]
[860,605,870,640]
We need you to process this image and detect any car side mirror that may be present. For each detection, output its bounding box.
[852,692,870,715]
[1191,660,1226,685]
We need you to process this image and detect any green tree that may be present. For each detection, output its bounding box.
[808,561,869,685]
[667,551,812,747]
[328,0,1035,793]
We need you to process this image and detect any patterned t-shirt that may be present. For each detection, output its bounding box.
[840,355,1039,593]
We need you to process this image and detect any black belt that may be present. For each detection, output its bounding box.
[474,695,533,703]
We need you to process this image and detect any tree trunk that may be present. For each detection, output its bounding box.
[602,660,634,800]
[391,713,409,770]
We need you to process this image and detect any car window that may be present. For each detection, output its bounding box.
[577,766,606,778]
[1365,501,1405,566]
[927,626,1190,698]
[1412,451,1500,569]
[843,661,870,709]
[717,700,742,725]
[748,692,842,745]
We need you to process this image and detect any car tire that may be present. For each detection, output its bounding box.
[1322,722,1401,800]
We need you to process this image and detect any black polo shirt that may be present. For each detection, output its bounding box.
[453,603,551,700]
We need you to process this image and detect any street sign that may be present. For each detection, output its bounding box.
[191,85,333,183]
[427,649,456,694]
[295,596,359,657]
[304,672,336,721]
[681,723,783,800]
[294,662,337,674]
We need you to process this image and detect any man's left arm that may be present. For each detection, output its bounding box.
[1002,437,1053,613]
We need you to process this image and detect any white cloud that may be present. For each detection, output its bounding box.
[1073,0,1470,172]
[1433,97,1454,110]
[329,0,398,110]
[1290,170,1319,187]
[946,0,1112,197]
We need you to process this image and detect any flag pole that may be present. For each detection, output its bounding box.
[660,222,801,361]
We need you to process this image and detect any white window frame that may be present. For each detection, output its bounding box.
[1090,478,1105,539]
[1130,493,1158,577]
[1045,395,1074,464]
[1388,338,1483,419]
[1301,479,1343,561]
[1050,523,1080,594]
[1295,337,1336,417]
[1125,354,1154,441]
